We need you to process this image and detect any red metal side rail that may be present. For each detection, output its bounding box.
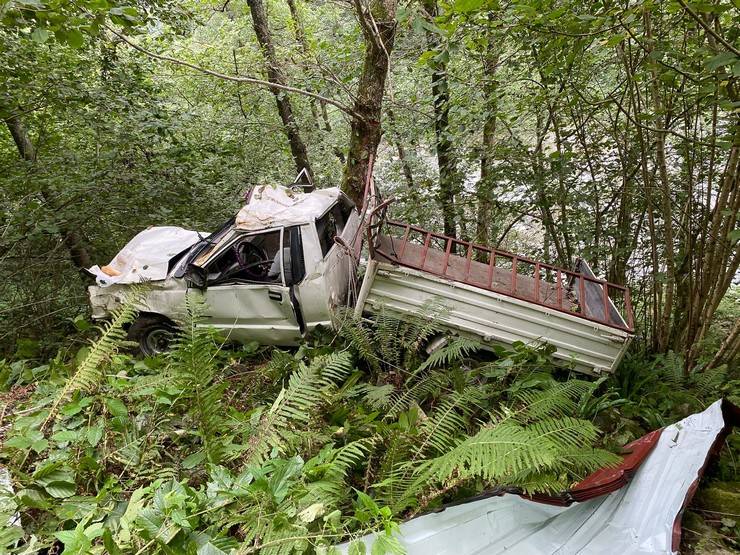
[367,212,634,333]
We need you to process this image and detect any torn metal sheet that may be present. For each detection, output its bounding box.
[339,399,735,555]
[235,185,341,231]
[87,226,203,287]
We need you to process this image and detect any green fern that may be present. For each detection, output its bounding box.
[382,378,620,511]
[168,294,229,464]
[243,351,355,467]
[413,337,481,376]
[43,291,140,430]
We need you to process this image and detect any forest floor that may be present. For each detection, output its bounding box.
[0,308,736,554]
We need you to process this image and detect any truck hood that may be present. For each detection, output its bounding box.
[88,226,203,287]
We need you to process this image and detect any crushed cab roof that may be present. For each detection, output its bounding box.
[235,185,342,231]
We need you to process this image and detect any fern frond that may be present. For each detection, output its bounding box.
[414,337,481,375]
[168,294,229,464]
[43,291,140,430]
[513,379,593,422]
[384,371,448,420]
[243,352,355,467]
[336,309,379,372]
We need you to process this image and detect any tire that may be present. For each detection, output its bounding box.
[127,315,177,356]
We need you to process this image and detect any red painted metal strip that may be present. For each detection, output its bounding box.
[442,237,452,277]
[398,225,411,259]
[420,232,431,270]
[557,269,563,308]
[521,428,663,507]
[465,244,473,281]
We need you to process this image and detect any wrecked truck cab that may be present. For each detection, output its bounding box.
[88,185,361,355]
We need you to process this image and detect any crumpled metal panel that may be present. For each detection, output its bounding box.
[87,226,202,287]
[235,185,341,231]
[339,400,730,555]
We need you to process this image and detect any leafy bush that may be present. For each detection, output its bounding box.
[0,301,620,554]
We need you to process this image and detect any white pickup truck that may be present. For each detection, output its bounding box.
[88,183,634,373]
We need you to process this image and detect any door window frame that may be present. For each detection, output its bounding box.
[202,227,288,287]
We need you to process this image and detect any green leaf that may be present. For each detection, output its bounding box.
[66,29,84,49]
[105,397,128,417]
[182,450,206,469]
[452,0,486,13]
[72,314,92,331]
[102,529,123,555]
[18,488,49,509]
[30,28,50,43]
[4,436,32,450]
[52,430,80,443]
[86,422,104,446]
[45,481,76,498]
[706,52,738,71]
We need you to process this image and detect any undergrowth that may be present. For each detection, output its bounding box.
[0,298,732,554]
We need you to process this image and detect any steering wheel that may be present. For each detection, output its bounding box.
[231,241,272,280]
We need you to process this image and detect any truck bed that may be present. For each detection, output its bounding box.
[375,234,579,314]
[356,219,634,374]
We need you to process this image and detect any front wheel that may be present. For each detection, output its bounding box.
[127,316,177,356]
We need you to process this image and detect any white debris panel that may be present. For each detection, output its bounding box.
[87,226,202,287]
[235,185,340,231]
[340,400,732,555]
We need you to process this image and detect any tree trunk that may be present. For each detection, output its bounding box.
[423,0,458,238]
[475,38,498,248]
[247,0,313,181]
[707,318,740,370]
[341,0,397,206]
[3,114,92,271]
[387,107,414,188]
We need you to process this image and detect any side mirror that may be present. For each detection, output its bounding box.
[185,263,208,289]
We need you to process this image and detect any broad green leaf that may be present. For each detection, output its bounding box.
[52,430,80,443]
[30,28,50,43]
[44,481,76,498]
[105,397,128,417]
[66,29,84,49]
[86,422,104,446]
[182,450,206,469]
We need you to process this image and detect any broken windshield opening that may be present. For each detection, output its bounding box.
[316,199,355,257]
[205,229,287,285]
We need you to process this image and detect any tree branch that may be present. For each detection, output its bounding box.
[105,25,364,120]
[675,0,740,57]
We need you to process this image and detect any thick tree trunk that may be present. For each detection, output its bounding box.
[3,114,92,270]
[341,0,397,206]
[423,0,458,238]
[247,0,313,181]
